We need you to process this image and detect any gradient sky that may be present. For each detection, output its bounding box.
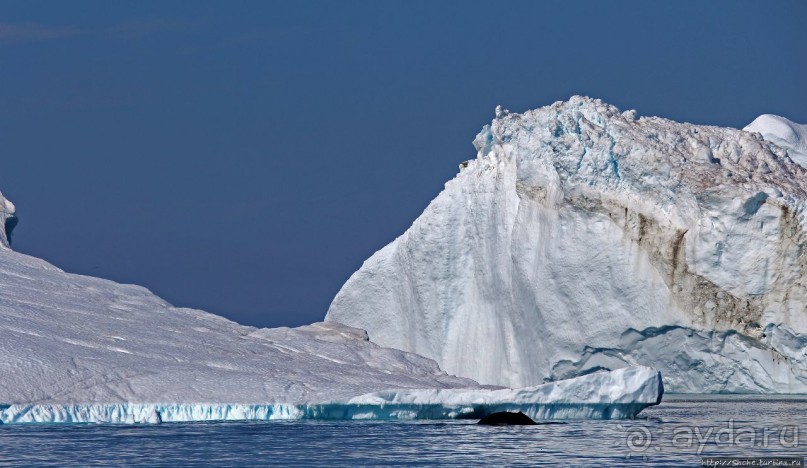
[1,1,805,327]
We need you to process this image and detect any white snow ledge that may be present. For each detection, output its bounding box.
[0,366,663,424]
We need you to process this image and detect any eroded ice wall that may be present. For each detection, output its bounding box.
[326,97,807,392]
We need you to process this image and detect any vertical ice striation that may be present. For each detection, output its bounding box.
[326,97,807,393]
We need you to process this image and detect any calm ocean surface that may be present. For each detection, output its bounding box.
[0,396,804,466]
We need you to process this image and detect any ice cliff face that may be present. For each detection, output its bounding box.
[326,96,807,393]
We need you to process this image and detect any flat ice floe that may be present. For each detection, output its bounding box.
[1,367,662,424]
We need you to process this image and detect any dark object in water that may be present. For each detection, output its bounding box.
[478,411,537,426]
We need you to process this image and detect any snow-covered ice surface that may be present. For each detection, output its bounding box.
[0,226,662,423]
[0,247,469,404]
[745,114,807,169]
[326,97,807,393]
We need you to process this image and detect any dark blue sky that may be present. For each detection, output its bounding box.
[1,1,805,327]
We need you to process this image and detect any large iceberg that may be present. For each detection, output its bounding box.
[326,97,807,393]
[0,211,662,423]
